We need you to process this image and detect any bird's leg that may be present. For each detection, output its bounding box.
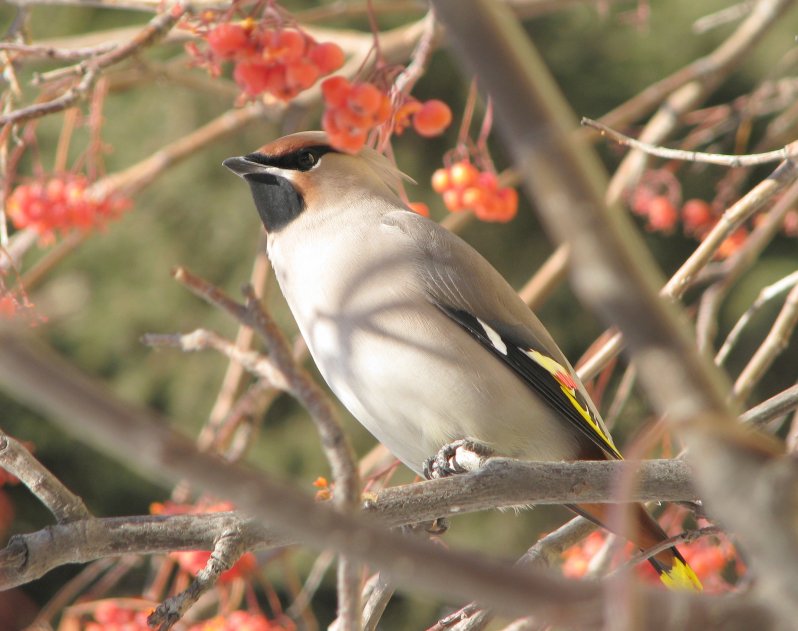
[422,438,495,480]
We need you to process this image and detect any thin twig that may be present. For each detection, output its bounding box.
[717,270,798,365]
[739,383,798,427]
[0,428,90,523]
[0,9,180,127]
[583,117,798,167]
[733,282,798,403]
[147,531,251,631]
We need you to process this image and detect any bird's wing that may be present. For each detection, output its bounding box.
[382,210,622,461]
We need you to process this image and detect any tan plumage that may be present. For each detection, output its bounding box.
[224,131,702,591]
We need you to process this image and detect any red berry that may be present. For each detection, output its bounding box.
[321,76,351,108]
[682,199,713,236]
[408,202,430,217]
[646,196,678,233]
[348,83,383,117]
[442,188,465,212]
[233,60,273,95]
[413,99,452,137]
[206,23,250,59]
[309,42,345,75]
[285,59,320,92]
[449,161,478,189]
[431,168,451,193]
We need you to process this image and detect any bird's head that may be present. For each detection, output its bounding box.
[224,131,410,232]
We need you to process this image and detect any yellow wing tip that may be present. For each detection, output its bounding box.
[659,558,703,591]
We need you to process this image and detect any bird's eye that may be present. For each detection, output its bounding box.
[296,150,317,171]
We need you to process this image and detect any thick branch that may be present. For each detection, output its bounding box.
[0,330,778,630]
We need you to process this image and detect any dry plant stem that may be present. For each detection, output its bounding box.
[739,383,798,427]
[733,282,798,403]
[583,117,798,167]
[0,10,179,127]
[577,156,798,382]
[430,0,798,626]
[0,428,90,523]
[0,334,780,631]
[693,2,757,33]
[148,532,251,630]
[717,270,798,365]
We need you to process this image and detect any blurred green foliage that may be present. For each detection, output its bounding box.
[1,1,797,628]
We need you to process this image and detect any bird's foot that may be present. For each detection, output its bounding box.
[423,438,495,480]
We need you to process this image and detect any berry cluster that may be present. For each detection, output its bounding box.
[188,611,281,631]
[201,20,344,101]
[84,600,152,631]
[321,77,392,153]
[7,175,130,242]
[432,160,518,222]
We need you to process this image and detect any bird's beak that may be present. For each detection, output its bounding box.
[223,156,266,178]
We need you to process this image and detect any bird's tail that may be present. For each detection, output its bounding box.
[568,502,703,591]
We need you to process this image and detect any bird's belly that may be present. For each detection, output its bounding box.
[304,304,582,474]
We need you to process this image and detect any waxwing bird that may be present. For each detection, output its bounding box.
[224,131,702,591]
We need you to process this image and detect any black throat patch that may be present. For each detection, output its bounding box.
[244,172,304,233]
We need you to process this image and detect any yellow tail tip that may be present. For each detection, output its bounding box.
[659,557,703,591]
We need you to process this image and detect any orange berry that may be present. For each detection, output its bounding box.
[717,227,748,259]
[412,99,452,137]
[206,23,250,59]
[321,76,351,108]
[681,198,713,236]
[442,188,465,212]
[348,83,383,117]
[646,195,678,233]
[373,94,393,125]
[497,187,518,220]
[233,60,273,95]
[333,106,372,132]
[285,59,319,92]
[477,171,499,192]
[431,168,451,193]
[461,186,486,210]
[309,42,345,75]
[268,29,306,63]
[329,128,367,153]
[408,202,430,217]
[449,161,479,189]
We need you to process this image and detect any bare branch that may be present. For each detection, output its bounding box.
[583,117,798,167]
[148,530,251,631]
[740,384,798,427]
[733,282,798,403]
[0,328,782,630]
[0,428,90,523]
[0,10,179,127]
[717,271,798,365]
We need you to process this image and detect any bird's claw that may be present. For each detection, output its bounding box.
[423,438,494,480]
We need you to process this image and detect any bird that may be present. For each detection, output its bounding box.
[223,130,702,591]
